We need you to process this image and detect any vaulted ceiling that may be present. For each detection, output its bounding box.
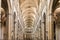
[19,0,39,32]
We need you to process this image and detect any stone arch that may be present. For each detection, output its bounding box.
[1,0,9,40]
[53,7,60,40]
[52,0,60,40]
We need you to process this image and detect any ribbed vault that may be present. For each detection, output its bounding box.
[19,0,39,33]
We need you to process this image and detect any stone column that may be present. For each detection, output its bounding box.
[8,5,14,40]
[46,0,53,40]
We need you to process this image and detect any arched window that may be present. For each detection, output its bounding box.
[43,13,46,40]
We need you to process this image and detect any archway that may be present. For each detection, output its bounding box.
[52,0,60,40]
[53,8,60,40]
[1,0,9,40]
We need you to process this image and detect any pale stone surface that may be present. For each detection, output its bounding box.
[1,0,60,40]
